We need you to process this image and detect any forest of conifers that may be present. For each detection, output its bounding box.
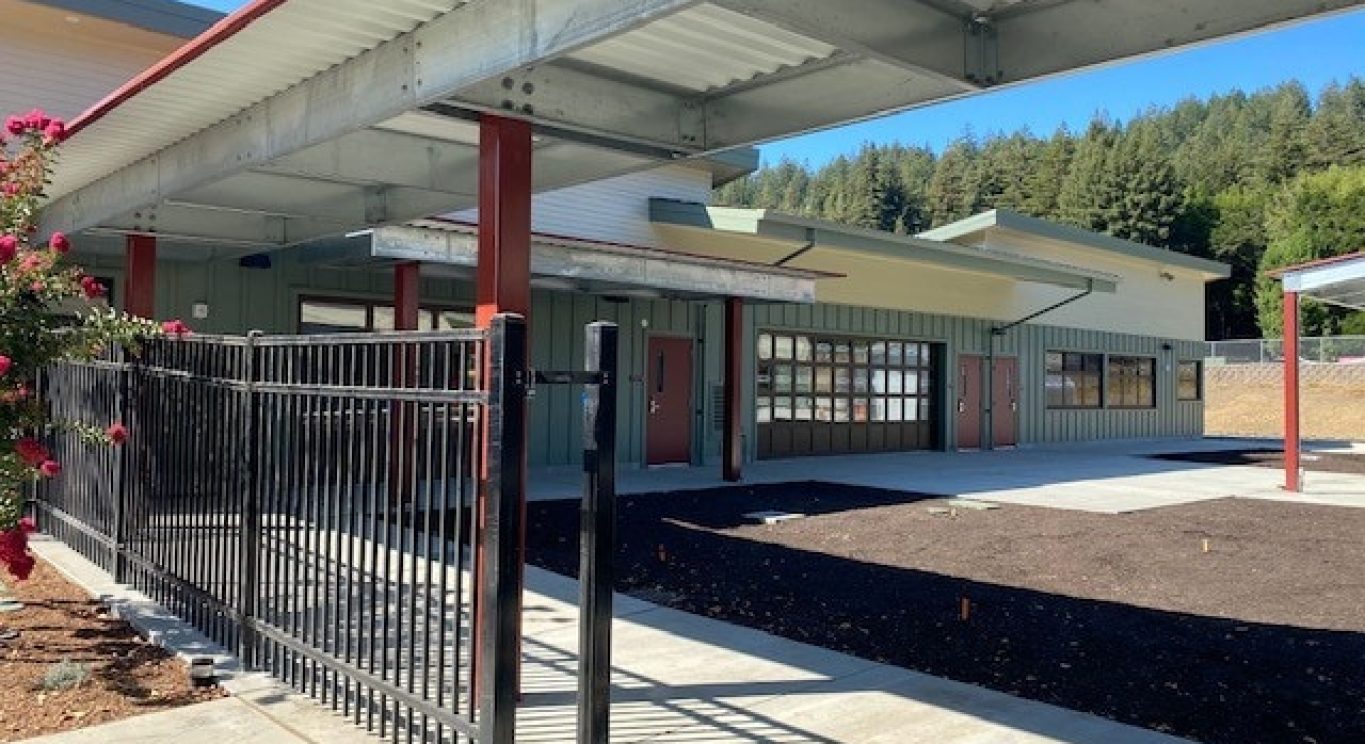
[714,80,1365,341]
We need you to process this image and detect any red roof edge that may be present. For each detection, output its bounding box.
[1265,251,1365,279]
[64,0,290,138]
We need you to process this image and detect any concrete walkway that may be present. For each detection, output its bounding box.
[530,436,1365,512]
[27,536,1187,744]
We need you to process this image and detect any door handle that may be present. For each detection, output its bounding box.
[1011,400,1018,412]
[957,398,966,414]
[649,398,661,415]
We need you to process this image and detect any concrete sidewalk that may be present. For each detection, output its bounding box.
[529,436,1365,513]
[26,536,1187,744]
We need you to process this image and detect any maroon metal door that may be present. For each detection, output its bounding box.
[956,355,983,450]
[992,357,1018,447]
[646,336,693,465]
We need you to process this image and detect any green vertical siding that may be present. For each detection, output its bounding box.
[749,301,1206,460]
[83,247,1205,469]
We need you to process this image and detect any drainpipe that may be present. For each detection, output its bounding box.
[986,280,1096,449]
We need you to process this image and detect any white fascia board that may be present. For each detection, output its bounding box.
[1283,259,1365,294]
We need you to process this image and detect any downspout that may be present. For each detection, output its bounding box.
[985,279,1095,449]
[773,228,817,267]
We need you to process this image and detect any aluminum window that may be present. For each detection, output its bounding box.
[1045,351,1103,408]
[298,296,474,334]
[1177,360,1202,401]
[1108,356,1156,408]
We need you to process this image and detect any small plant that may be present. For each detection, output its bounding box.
[41,658,90,691]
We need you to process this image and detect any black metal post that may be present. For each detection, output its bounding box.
[578,322,618,744]
[479,313,527,744]
[236,331,263,666]
[111,357,131,583]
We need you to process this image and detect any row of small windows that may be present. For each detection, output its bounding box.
[1045,352,1202,409]
[757,332,933,425]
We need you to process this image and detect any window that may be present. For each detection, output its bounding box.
[1177,360,1202,401]
[298,297,473,334]
[756,330,935,457]
[1107,356,1156,408]
[1045,351,1102,408]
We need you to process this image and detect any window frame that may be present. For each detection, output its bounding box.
[1106,355,1157,409]
[297,294,474,334]
[1044,351,1104,409]
[1176,360,1203,402]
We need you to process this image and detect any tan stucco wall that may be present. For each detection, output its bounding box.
[654,223,1211,342]
[0,1,186,122]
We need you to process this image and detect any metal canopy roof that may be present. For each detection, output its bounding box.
[920,209,1232,280]
[649,200,1120,292]
[1274,252,1365,311]
[37,0,1365,248]
[370,219,824,303]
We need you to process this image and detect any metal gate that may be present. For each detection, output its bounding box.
[34,314,529,744]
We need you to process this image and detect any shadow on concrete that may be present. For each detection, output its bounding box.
[526,486,1365,744]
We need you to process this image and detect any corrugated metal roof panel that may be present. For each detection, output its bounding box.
[566,3,839,92]
[49,0,464,199]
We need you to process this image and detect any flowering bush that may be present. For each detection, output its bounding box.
[1,109,171,579]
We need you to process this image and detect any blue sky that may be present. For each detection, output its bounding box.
[183,1,1365,168]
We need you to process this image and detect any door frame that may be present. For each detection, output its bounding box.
[642,331,696,467]
[989,355,1020,449]
[955,353,985,450]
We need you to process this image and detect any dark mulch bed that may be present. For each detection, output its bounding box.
[526,482,1365,744]
[1149,448,1365,475]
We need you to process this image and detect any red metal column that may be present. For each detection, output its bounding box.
[1283,290,1301,492]
[124,234,157,318]
[394,261,421,330]
[475,115,533,327]
[473,114,533,699]
[722,297,744,482]
[390,261,421,506]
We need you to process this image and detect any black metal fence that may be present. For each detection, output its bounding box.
[33,315,531,744]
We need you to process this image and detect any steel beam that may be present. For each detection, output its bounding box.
[124,235,157,319]
[993,0,1365,84]
[39,0,697,239]
[712,0,981,89]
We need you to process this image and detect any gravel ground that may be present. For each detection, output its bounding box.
[527,482,1365,744]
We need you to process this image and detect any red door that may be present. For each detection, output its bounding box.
[646,336,693,465]
[992,357,1018,448]
[956,355,983,450]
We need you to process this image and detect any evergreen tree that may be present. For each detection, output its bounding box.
[1305,81,1365,169]
[1256,165,1365,336]
[1019,130,1072,219]
[925,137,978,227]
[1107,122,1183,246]
[1056,119,1118,232]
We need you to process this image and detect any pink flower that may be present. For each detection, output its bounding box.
[1,182,19,197]
[23,109,49,131]
[17,253,44,273]
[106,422,128,446]
[0,235,16,262]
[80,275,106,299]
[4,116,22,136]
[42,120,64,145]
[161,319,192,338]
[1,384,30,404]
[0,522,35,581]
[49,231,70,254]
[38,460,61,478]
[14,438,47,467]
[0,355,10,376]
[29,280,44,293]
[17,517,34,534]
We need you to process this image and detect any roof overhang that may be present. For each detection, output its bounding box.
[37,0,1365,248]
[649,201,1119,293]
[370,220,823,303]
[1273,252,1365,311]
[919,209,1232,281]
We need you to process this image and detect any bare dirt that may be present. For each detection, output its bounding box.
[0,559,224,741]
[528,483,1365,744]
[1205,375,1365,441]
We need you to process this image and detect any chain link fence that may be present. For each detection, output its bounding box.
[1206,336,1365,365]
